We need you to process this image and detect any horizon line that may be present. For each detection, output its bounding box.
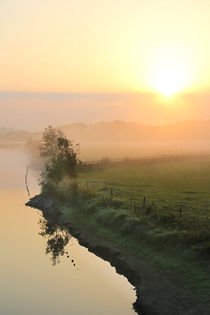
[0,91,209,97]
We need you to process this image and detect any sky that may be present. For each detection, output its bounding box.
[1,1,210,129]
[1,0,210,94]
[0,92,210,131]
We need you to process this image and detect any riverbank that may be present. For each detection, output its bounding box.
[26,192,210,315]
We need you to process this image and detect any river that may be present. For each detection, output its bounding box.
[0,148,137,315]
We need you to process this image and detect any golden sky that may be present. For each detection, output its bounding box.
[1,0,210,93]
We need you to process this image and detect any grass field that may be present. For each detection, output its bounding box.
[79,157,210,216]
[41,155,210,300]
[76,157,210,255]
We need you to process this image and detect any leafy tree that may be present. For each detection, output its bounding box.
[39,126,80,191]
[40,125,64,158]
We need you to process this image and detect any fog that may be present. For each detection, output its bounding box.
[1,92,210,131]
[1,92,210,161]
[19,121,210,161]
[77,141,210,161]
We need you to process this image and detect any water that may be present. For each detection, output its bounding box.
[0,148,137,315]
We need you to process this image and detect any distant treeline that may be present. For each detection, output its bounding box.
[19,119,210,144]
[5,119,210,144]
[60,120,210,142]
[78,152,210,172]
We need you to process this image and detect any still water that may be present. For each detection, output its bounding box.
[0,148,137,315]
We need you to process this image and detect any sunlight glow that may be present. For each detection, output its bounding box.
[153,63,186,96]
[147,46,193,97]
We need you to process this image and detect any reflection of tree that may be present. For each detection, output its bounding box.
[38,218,71,265]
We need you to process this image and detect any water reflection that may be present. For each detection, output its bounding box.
[37,209,140,315]
[0,148,137,315]
[39,218,70,265]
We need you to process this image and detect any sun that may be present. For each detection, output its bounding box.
[147,46,192,97]
[153,65,186,96]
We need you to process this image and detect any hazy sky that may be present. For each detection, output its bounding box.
[0,92,210,131]
[1,1,210,130]
[1,0,210,93]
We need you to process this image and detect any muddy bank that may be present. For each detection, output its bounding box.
[26,194,209,315]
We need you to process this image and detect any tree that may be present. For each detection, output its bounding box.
[40,125,64,158]
[39,126,80,191]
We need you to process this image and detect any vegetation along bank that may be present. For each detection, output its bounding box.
[27,126,210,315]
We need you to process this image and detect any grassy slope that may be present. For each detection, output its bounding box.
[77,158,210,295]
[51,157,210,303]
[61,201,210,300]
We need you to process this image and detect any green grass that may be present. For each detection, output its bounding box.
[43,157,210,299]
[76,158,210,255]
[78,158,210,214]
[61,196,210,299]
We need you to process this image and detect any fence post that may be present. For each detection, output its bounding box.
[143,196,146,207]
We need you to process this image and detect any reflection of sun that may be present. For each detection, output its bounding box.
[147,46,192,97]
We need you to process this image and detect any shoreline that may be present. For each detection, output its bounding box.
[26,193,210,315]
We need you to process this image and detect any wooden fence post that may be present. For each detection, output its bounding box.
[143,196,146,207]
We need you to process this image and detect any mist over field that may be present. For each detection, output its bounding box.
[59,120,210,160]
[2,120,210,161]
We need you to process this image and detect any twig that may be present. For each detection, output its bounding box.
[25,166,30,197]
